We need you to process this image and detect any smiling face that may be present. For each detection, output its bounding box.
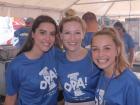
[91,35,118,72]
[32,22,55,54]
[60,21,84,52]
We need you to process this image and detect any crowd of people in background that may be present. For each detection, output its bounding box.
[3,8,140,105]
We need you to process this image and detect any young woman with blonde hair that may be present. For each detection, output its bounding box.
[91,27,140,105]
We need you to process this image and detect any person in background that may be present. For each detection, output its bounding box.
[114,21,135,67]
[4,15,58,105]
[57,16,100,105]
[82,11,98,48]
[91,27,140,105]
[13,17,34,48]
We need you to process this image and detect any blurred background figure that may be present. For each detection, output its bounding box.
[114,21,135,67]
[13,17,34,49]
[82,11,98,48]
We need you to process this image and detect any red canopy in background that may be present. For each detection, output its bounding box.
[12,17,25,30]
[6,17,25,45]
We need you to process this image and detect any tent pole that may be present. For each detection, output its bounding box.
[75,0,135,5]
[104,2,115,16]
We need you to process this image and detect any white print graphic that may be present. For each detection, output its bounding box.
[95,89,105,105]
[64,72,87,96]
[39,66,57,90]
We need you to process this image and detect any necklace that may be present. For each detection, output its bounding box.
[95,72,115,105]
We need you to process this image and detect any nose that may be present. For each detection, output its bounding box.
[69,34,75,41]
[45,34,54,42]
[98,49,104,57]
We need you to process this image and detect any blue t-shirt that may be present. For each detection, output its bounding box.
[56,50,101,103]
[5,49,58,105]
[14,26,31,48]
[95,69,140,105]
[123,33,135,54]
[82,32,94,48]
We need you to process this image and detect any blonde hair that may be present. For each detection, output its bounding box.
[65,9,76,17]
[59,16,86,34]
[92,27,130,74]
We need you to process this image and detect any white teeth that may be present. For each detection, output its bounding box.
[69,42,76,44]
[44,43,49,46]
[67,42,77,46]
[97,59,107,63]
[43,43,50,48]
[43,42,50,46]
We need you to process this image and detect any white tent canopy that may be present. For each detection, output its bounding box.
[0,0,139,20]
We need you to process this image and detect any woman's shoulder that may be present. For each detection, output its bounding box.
[6,54,26,72]
[120,69,140,86]
[53,47,65,60]
[10,53,26,64]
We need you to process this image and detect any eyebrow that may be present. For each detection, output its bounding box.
[63,29,82,31]
[38,29,47,31]
[91,45,112,47]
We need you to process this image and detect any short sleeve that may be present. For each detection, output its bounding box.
[127,35,135,49]
[126,82,140,105]
[5,62,20,95]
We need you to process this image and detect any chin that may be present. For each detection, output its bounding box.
[42,47,51,52]
[96,64,107,70]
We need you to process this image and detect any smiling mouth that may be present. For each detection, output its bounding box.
[97,59,108,64]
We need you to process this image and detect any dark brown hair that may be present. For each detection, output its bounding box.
[82,12,97,23]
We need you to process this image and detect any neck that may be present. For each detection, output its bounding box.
[104,63,116,78]
[25,47,43,60]
[104,69,114,78]
[66,47,87,61]
[104,66,120,78]
[86,22,98,32]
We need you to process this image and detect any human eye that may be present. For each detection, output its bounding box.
[39,30,46,35]
[50,31,56,36]
[91,47,98,52]
[75,31,81,35]
[63,31,70,35]
[104,46,111,51]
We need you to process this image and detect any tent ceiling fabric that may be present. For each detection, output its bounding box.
[73,0,140,17]
[0,0,139,19]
